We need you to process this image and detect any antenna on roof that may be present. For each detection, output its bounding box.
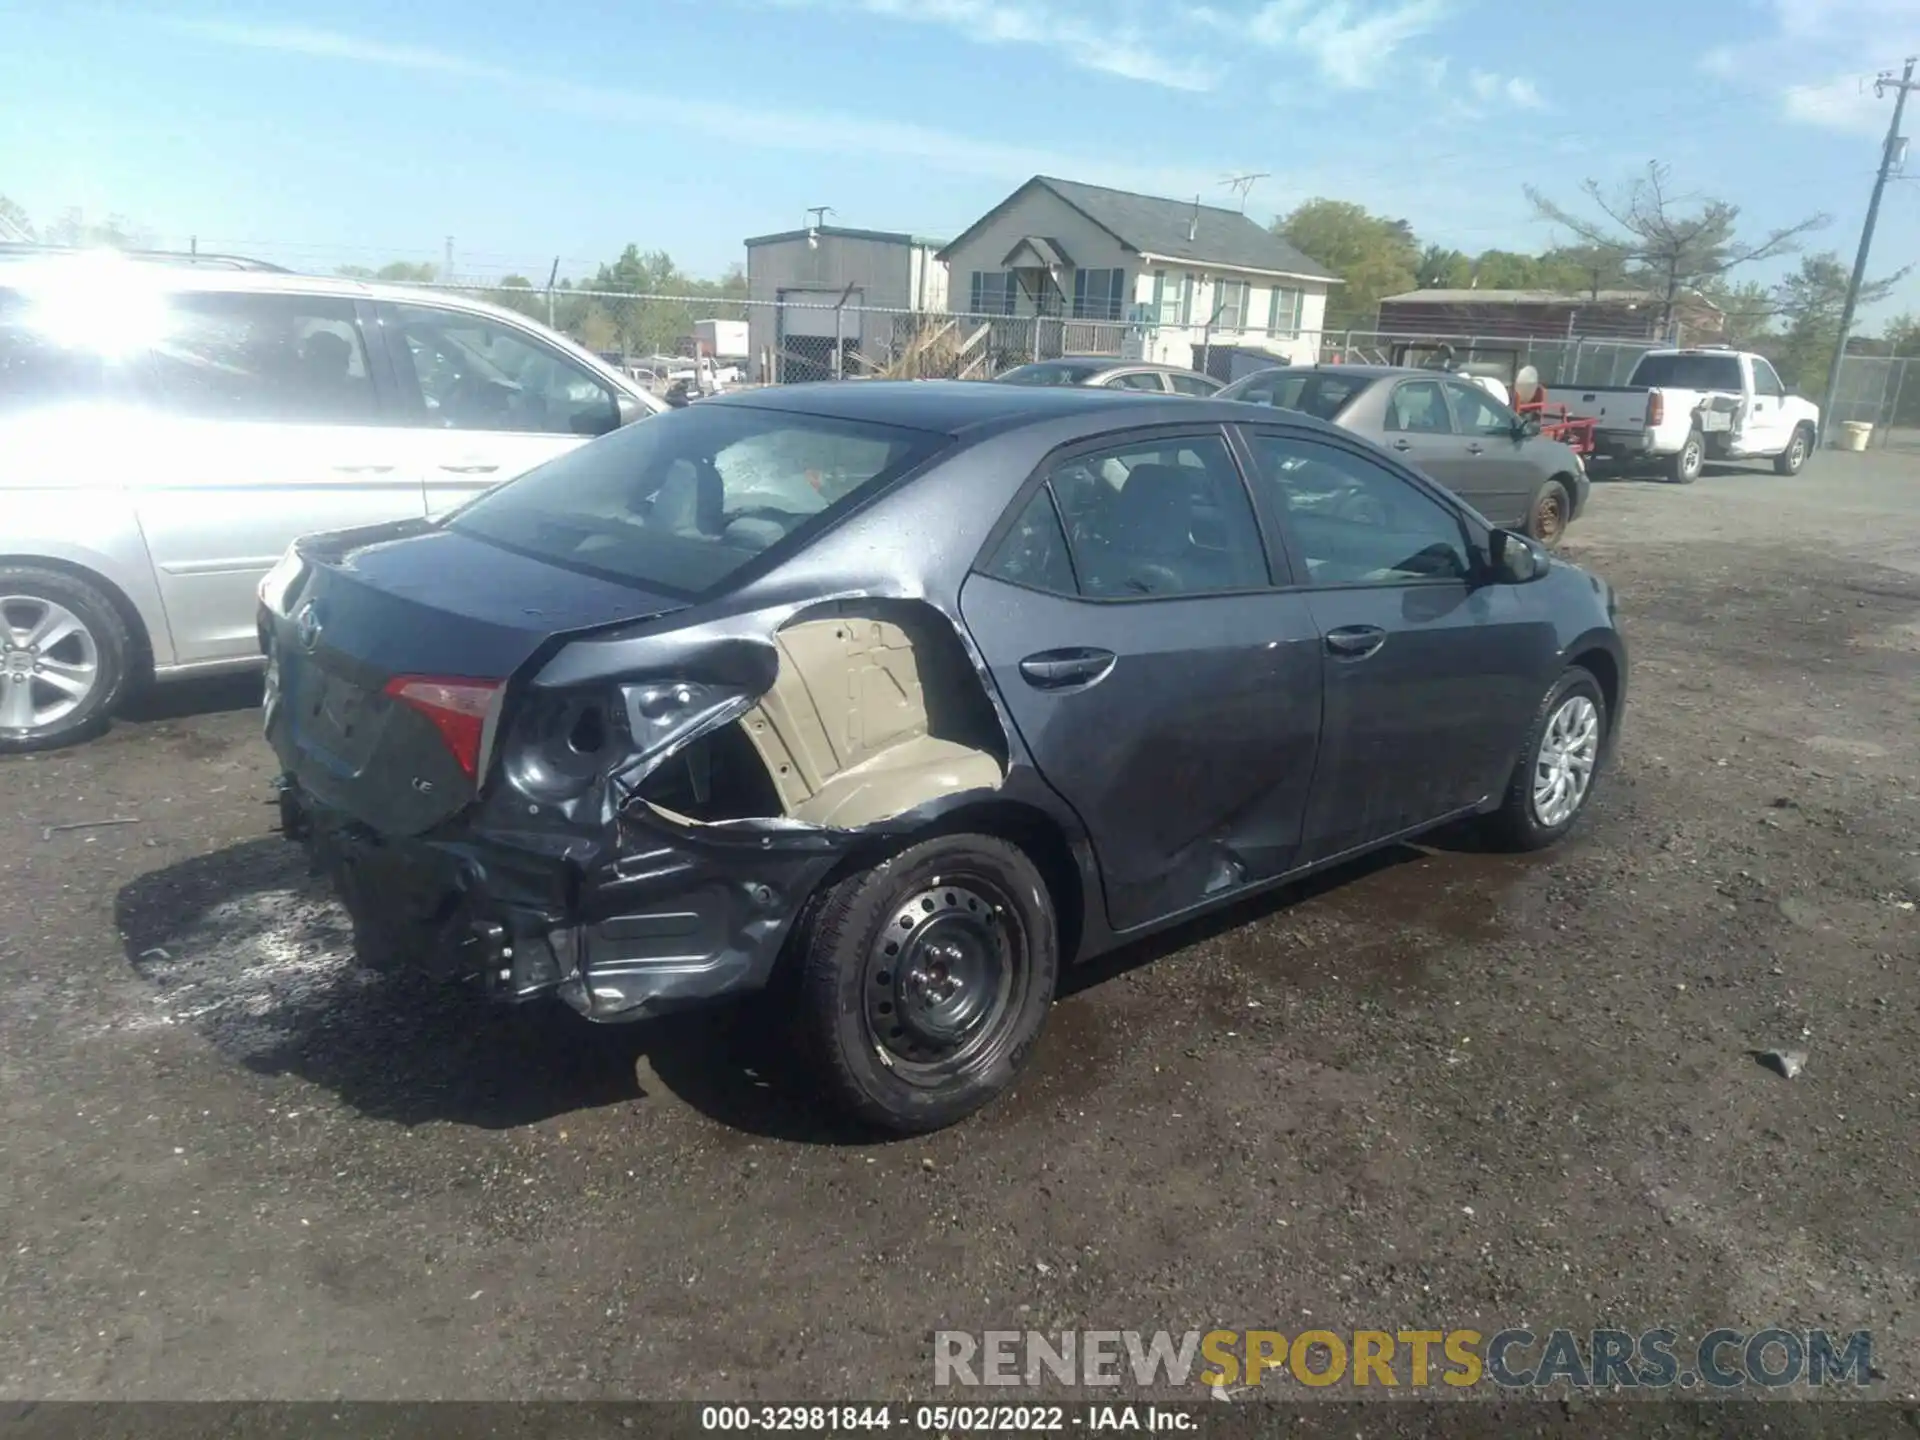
[1221,173,1269,213]
[805,205,835,250]
[1188,196,1201,242]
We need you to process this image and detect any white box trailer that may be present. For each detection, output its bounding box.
[694,318,749,361]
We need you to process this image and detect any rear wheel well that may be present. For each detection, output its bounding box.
[811,800,1087,967]
[0,555,155,684]
[1570,646,1620,735]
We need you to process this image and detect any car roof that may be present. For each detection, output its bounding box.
[708,378,1349,439]
[1015,356,1212,376]
[1236,364,1418,383]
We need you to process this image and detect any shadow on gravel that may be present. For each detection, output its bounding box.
[112,830,1507,1145]
[121,671,264,724]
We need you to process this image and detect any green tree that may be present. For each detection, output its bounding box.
[1537,243,1633,298]
[1275,199,1419,329]
[487,273,546,321]
[334,261,438,283]
[1416,244,1472,289]
[1883,312,1920,357]
[1470,250,1546,289]
[1769,251,1908,390]
[0,194,34,242]
[1702,278,1776,349]
[1526,161,1828,336]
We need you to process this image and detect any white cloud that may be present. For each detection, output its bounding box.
[1245,0,1449,88]
[158,18,1234,194]
[1701,0,1920,132]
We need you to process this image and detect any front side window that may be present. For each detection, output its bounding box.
[1443,379,1518,437]
[0,286,109,413]
[148,292,378,424]
[448,403,947,595]
[1752,357,1786,396]
[389,302,616,436]
[1243,431,1472,586]
[1385,379,1453,434]
[1072,268,1126,322]
[1045,432,1268,598]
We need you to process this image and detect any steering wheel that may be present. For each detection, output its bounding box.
[1334,489,1390,526]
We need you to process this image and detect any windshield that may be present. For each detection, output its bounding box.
[447,403,947,595]
[997,361,1104,386]
[1630,353,1743,391]
[1219,369,1366,421]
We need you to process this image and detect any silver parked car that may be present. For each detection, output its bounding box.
[995,356,1224,396]
[0,248,664,752]
[1218,365,1589,547]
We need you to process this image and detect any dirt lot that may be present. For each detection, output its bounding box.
[1,450,1916,1413]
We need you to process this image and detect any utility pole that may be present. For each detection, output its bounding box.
[1820,56,1916,443]
[443,235,454,280]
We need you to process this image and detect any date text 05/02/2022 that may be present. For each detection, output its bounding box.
[700,1405,1194,1432]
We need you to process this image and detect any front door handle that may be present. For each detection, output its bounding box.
[1324,625,1386,660]
[1390,439,1413,452]
[440,463,501,474]
[333,463,396,474]
[1466,442,1486,455]
[1019,647,1116,690]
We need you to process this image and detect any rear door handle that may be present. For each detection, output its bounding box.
[1390,439,1413,452]
[1466,443,1485,455]
[1324,625,1386,660]
[440,463,501,474]
[332,463,396,474]
[1019,647,1116,690]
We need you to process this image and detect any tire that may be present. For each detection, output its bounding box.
[1483,666,1608,853]
[1666,428,1703,484]
[795,832,1059,1134]
[0,565,133,754]
[1774,424,1812,476]
[1527,478,1574,549]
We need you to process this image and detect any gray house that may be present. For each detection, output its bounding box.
[937,176,1340,368]
[744,224,948,382]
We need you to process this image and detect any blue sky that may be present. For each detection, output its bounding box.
[5,0,1920,320]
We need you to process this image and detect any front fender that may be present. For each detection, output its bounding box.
[1,488,176,668]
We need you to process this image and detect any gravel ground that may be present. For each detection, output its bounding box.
[1,449,1915,1419]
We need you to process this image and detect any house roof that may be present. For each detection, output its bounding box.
[938,176,1340,283]
[1002,236,1074,268]
[744,224,948,250]
[1383,287,1724,313]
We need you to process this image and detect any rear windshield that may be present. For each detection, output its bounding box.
[447,403,947,596]
[1219,369,1364,421]
[997,362,1103,386]
[1630,353,1743,391]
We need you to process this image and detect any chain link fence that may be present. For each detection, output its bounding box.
[1315,331,1661,387]
[1828,354,1919,449]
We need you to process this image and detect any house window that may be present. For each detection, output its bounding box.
[1153,271,1191,326]
[1214,280,1250,331]
[969,270,1016,316]
[1267,286,1304,337]
[1072,268,1126,322]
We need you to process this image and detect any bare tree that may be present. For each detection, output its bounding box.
[1526,162,1829,335]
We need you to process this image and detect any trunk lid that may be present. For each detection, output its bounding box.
[265,523,688,835]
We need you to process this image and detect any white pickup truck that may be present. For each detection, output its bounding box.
[1564,348,1820,484]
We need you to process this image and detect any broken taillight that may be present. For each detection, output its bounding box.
[384,676,501,780]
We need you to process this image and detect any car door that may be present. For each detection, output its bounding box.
[1745,356,1791,453]
[1379,376,1466,485]
[958,426,1323,932]
[1237,425,1551,863]
[134,288,423,665]
[1440,378,1538,526]
[378,300,627,517]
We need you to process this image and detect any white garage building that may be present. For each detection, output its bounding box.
[744,224,949,382]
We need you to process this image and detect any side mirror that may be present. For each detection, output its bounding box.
[615,392,651,428]
[1488,528,1549,584]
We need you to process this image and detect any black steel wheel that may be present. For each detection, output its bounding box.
[1528,479,1572,549]
[796,833,1058,1133]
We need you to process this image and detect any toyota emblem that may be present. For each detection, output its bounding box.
[295,601,322,652]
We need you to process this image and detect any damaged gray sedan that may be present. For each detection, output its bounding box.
[259,381,1627,1132]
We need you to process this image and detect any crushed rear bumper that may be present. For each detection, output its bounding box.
[277,774,845,1021]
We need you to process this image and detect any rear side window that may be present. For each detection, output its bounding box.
[1105,372,1167,392]
[447,402,947,595]
[1044,433,1269,598]
[997,362,1102,386]
[982,488,1077,595]
[0,287,107,412]
[148,292,379,424]
[1224,370,1363,421]
[1167,373,1218,396]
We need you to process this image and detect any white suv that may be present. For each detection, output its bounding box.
[0,248,663,752]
